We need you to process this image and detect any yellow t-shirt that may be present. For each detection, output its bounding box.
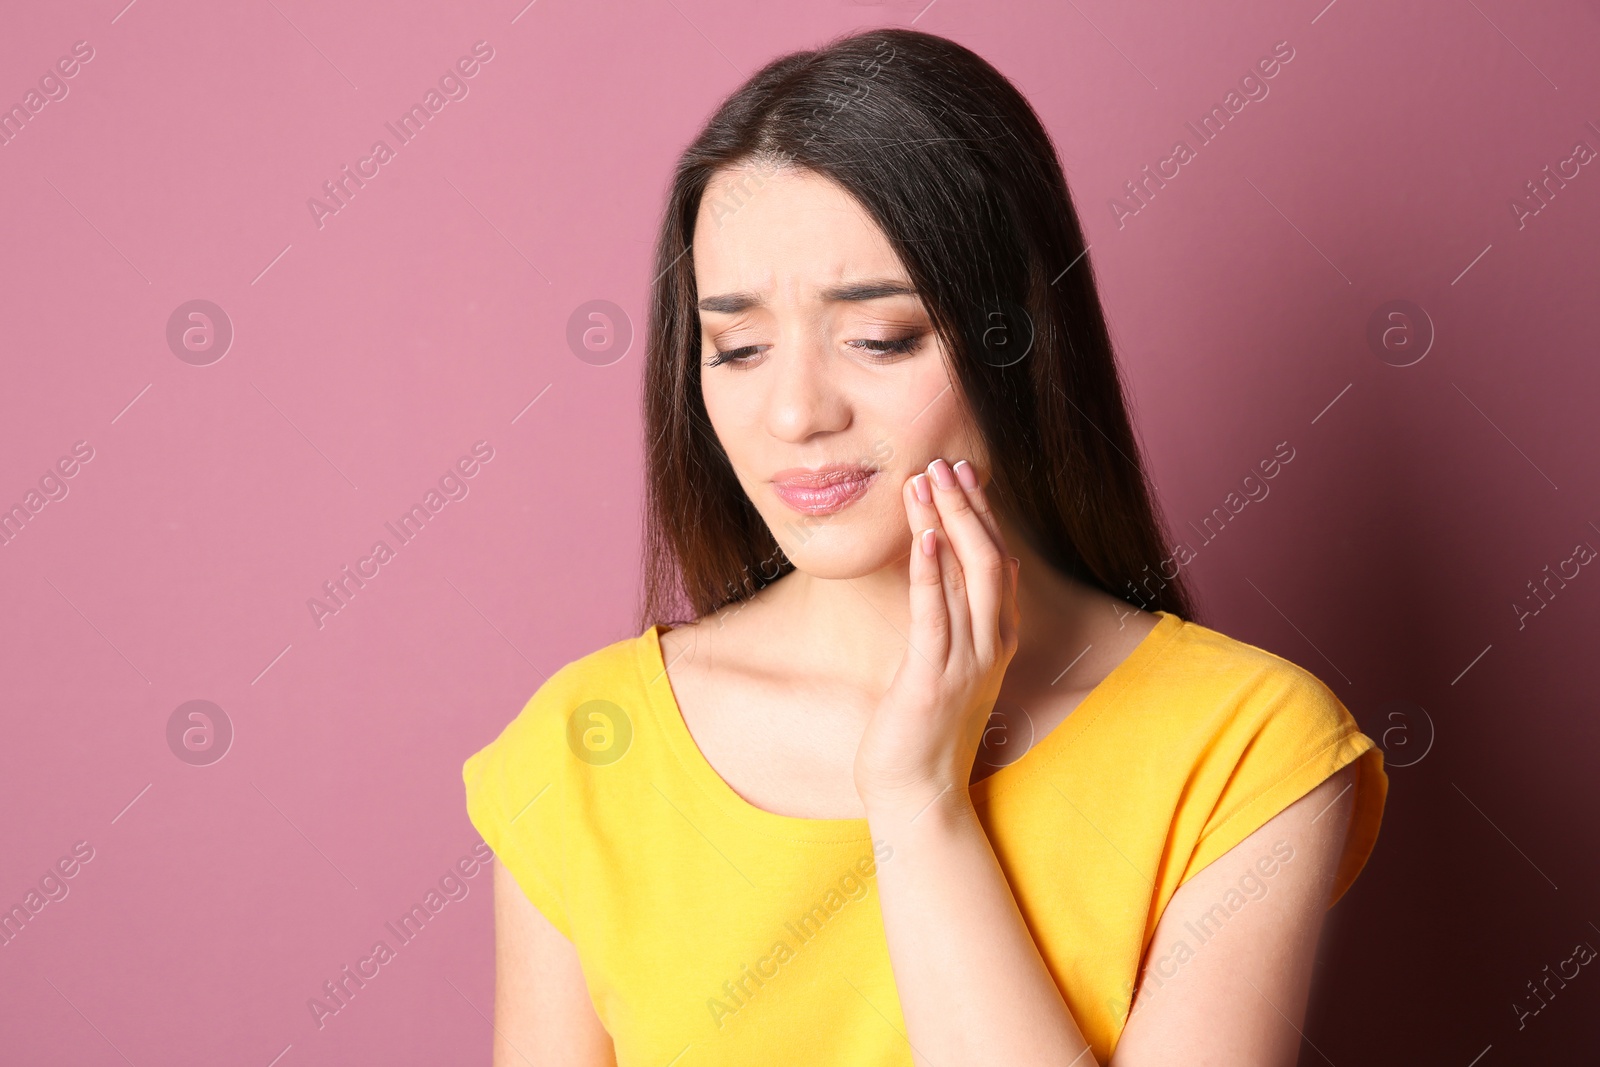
[462,609,1386,1065]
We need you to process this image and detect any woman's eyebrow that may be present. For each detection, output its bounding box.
[696,280,919,314]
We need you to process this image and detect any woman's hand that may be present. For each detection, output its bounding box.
[853,456,1021,816]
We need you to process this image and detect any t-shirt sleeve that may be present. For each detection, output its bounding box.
[462,679,574,941]
[1175,663,1388,908]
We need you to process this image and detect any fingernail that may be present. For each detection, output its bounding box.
[952,459,977,490]
[921,527,938,557]
[928,458,956,490]
[913,473,932,505]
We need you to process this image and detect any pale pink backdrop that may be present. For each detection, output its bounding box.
[3,0,1598,1063]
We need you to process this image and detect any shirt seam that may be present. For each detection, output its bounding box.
[1187,724,1367,865]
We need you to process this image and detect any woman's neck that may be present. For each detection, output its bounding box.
[727,513,1109,705]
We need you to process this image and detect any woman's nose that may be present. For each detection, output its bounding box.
[763,328,850,444]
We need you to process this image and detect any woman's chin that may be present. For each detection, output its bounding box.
[772,529,908,581]
[787,555,901,581]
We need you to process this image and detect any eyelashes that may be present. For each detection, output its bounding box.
[705,343,762,367]
[850,335,922,357]
[705,333,924,368]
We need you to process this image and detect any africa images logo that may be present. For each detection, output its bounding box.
[706,841,893,1030]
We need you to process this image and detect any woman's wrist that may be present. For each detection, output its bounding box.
[857,775,978,826]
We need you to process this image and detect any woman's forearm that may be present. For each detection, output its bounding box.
[865,787,1098,1067]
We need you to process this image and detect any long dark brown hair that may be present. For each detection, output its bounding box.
[638,26,1198,631]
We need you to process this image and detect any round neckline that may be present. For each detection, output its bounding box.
[634,609,1185,843]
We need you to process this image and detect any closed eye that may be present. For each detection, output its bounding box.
[705,333,924,368]
[848,334,922,358]
[705,344,766,367]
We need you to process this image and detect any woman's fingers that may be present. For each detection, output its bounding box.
[902,474,951,666]
[951,459,1010,560]
[925,458,1005,664]
[952,459,1019,655]
[907,469,969,660]
[999,555,1019,655]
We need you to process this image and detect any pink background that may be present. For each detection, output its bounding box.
[3,0,1598,1062]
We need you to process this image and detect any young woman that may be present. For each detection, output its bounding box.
[464,26,1386,1067]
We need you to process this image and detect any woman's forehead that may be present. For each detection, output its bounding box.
[694,190,911,308]
[697,166,890,254]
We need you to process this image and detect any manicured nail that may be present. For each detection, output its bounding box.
[921,528,938,557]
[952,459,977,490]
[912,473,932,505]
[928,458,956,490]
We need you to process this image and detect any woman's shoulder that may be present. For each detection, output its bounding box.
[1151,611,1348,717]
[1138,613,1388,906]
[535,626,655,708]
[1140,610,1382,813]
[464,626,654,773]
[459,629,653,943]
[1103,609,1376,789]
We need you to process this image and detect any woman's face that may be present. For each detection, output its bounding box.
[692,162,989,580]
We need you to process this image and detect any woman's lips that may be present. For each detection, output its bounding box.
[769,466,879,515]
